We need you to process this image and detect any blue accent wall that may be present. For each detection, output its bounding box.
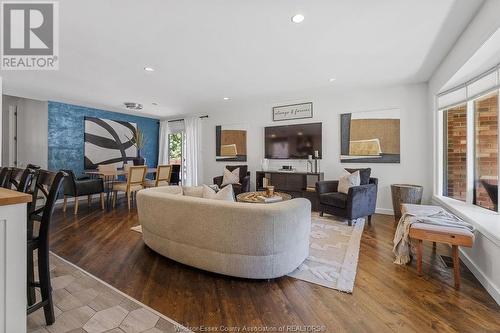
[48,101,159,177]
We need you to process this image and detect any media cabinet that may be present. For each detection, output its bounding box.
[256,170,324,210]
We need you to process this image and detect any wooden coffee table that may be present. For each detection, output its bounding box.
[236,191,292,203]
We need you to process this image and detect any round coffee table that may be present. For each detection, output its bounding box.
[237,191,292,203]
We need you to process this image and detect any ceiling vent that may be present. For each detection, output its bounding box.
[124,102,143,110]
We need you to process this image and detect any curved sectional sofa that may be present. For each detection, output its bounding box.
[136,186,311,279]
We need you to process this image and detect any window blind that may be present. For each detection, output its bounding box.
[168,119,185,134]
[438,65,500,110]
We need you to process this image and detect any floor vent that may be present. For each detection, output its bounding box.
[440,255,454,268]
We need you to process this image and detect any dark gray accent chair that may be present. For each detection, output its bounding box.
[316,168,378,226]
[62,169,105,214]
[213,165,251,195]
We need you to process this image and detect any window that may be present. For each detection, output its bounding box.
[437,64,500,212]
[168,132,183,165]
[474,92,499,211]
[167,119,186,184]
[443,104,468,201]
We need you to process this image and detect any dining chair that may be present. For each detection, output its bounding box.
[98,164,118,178]
[62,169,105,214]
[144,165,172,188]
[26,169,67,325]
[112,165,147,210]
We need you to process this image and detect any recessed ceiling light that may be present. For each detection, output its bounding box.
[329,78,336,82]
[144,66,155,72]
[223,97,230,100]
[291,14,304,23]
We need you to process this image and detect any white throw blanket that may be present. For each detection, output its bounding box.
[393,205,474,265]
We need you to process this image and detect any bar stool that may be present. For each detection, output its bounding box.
[0,167,13,188]
[26,170,67,325]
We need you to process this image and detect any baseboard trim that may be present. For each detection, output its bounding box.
[459,248,500,305]
[375,208,394,215]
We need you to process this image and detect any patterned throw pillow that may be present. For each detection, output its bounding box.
[221,167,240,186]
[338,170,361,194]
[202,184,235,202]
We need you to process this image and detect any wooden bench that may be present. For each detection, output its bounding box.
[402,204,474,289]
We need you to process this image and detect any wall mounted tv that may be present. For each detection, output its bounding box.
[265,122,322,159]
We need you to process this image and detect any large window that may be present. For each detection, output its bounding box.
[443,104,467,201]
[474,92,499,211]
[438,64,500,212]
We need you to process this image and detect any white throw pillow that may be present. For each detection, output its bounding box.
[338,170,360,194]
[221,168,240,186]
[202,184,235,202]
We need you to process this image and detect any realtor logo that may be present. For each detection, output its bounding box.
[1,1,59,70]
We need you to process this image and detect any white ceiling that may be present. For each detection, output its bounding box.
[0,0,484,118]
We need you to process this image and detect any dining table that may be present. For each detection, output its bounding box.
[84,167,157,209]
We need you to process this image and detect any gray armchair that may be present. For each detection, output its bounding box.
[316,168,378,226]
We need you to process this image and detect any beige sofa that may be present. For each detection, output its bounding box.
[136,186,311,279]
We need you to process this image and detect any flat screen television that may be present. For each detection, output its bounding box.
[265,122,322,159]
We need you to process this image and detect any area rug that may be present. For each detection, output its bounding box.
[28,252,191,333]
[287,213,365,293]
[130,214,365,293]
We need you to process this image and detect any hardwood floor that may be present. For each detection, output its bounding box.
[49,198,500,333]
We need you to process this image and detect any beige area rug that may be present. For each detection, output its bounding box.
[287,213,365,293]
[29,252,191,333]
[131,213,365,293]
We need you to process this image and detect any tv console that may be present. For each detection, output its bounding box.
[256,170,324,211]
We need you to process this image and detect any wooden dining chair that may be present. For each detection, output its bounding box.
[112,165,147,210]
[98,164,118,178]
[144,165,172,188]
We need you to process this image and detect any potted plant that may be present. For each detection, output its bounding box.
[127,128,146,165]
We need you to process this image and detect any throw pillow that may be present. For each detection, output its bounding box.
[202,184,235,202]
[345,168,371,185]
[221,167,240,186]
[338,170,361,194]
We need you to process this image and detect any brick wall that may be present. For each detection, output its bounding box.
[444,93,499,211]
[475,93,498,210]
[445,105,467,201]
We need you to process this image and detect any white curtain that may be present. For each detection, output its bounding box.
[158,120,170,165]
[184,116,202,186]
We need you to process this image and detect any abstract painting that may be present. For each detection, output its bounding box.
[215,124,247,161]
[84,117,138,169]
[340,108,400,163]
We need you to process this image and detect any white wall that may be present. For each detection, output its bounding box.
[1,95,48,169]
[200,83,431,214]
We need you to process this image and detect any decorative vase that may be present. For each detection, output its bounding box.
[261,158,269,171]
[133,149,145,166]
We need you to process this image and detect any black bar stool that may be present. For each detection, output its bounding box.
[26,169,67,325]
[0,167,13,188]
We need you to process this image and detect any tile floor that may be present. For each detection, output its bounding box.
[28,253,190,333]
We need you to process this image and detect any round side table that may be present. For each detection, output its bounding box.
[390,184,423,222]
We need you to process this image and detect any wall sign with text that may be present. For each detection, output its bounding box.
[272,102,313,121]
